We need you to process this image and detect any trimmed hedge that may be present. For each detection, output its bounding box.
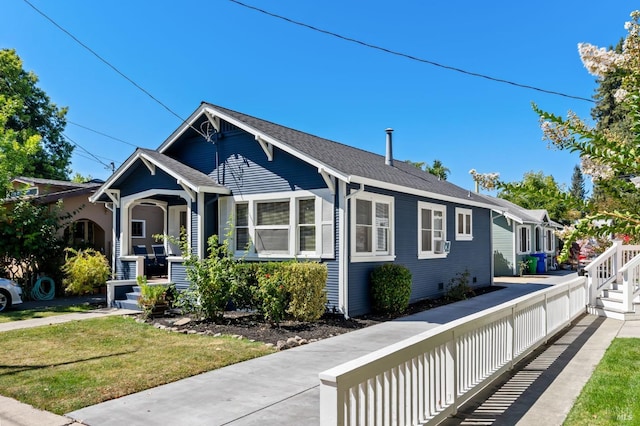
[370,263,412,315]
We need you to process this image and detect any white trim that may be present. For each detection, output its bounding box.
[350,191,395,263]
[256,135,274,161]
[417,201,448,260]
[516,225,531,255]
[350,175,497,210]
[338,181,347,317]
[319,168,336,195]
[544,227,555,254]
[197,192,204,259]
[455,207,473,241]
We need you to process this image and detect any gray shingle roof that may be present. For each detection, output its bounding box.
[138,148,226,190]
[203,103,496,207]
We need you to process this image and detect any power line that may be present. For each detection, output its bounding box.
[229,0,595,103]
[21,0,211,140]
[63,132,116,170]
[68,121,139,148]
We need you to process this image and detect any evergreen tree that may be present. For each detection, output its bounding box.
[570,165,586,201]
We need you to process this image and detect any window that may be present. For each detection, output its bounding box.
[418,201,447,259]
[534,226,543,252]
[517,225,531,254]
[226,190,333,258]
[235,203,249,251]
[298,199,316,252]
[255,201,290,253]
[131,220,146,238]
[455,208,473,241]
[545,228,555,252]
[351,192,394,261]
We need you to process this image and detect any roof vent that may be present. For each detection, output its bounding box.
[385,128,394,166]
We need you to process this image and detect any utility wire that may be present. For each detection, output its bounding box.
[63,132,117,170]
[229,0,595,103]
[22,0,210,140]
[68,121,139,148]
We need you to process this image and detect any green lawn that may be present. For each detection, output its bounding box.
[0,316,274,414]
[564,338,640,425]
[0,304,94,323]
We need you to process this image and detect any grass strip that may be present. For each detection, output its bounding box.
[0,315,274,414]
[564,338,640,425]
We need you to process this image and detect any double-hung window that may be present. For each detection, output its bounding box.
[545,228,555,252]
[227,190,333,258]
[131,220,146,238]
[455,208,473,241]
[351,192,394,261]
[534,226,543,252]
[517,225,531,254]
[255,201,290,254]
[418,201,447,259]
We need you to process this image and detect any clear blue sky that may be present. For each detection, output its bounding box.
[2,1,633,193]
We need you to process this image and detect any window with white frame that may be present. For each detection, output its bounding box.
[545,228,555,252]
[534,226,543,252]
[227,190,333,258]
[255,201,290,253]
[351,192,394,261]
[517,225,531,254]
[131,220,146,238]
[455,207,473,241]
[418,201,447,258]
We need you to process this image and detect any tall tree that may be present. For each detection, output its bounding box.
[534,10,640,258]
[0,49,72,182]
[497,171,582,224]
[570,165,586,201]
[426,159,451,181]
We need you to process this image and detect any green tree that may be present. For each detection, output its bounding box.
[534,10,640,258]
[70,172,93,183]
[406,159,451,180]
[497,171,583,224]
[426,159,451,180]
[570,165,586,201]
[0,49,72,182]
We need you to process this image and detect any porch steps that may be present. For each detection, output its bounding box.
[114,286,142,311]
[591,281,640,321]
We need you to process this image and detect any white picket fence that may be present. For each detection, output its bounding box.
[319,276,587,425]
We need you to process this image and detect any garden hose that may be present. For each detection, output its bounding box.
[31,276,55,301]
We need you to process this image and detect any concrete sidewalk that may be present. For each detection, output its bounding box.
[0,274,632,426]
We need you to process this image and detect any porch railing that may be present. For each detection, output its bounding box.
[619,252,640,312]
[319,276,587,425]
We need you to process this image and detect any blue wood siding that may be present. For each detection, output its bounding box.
[346,186,493,317]
[170,262,189,290]
[120,260,136,280]
[118,163,180,198]
[493,215,515,276]
[323,189,340,312]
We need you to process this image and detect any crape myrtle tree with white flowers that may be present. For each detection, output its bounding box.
[533,10,640,261]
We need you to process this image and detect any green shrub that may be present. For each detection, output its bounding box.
[446,269,474,301]
[62,248,110,295]
[370,263,412,315]
[182,234,237,320]
[256,263,290,325]
[231,262,260,311]
[137,276,174,317]
[285,262,328,322]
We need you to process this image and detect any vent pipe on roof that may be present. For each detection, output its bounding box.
[385,128,394,166]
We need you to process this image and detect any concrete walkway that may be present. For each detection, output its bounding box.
[1,274,635,425]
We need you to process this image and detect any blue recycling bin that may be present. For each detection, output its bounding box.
[533,253,546,273]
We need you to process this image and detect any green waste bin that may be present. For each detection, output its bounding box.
[526,256,538,274]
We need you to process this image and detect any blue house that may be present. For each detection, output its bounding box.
[90,103,501,316]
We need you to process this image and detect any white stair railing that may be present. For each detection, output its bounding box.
[584,241,619,305]
[619,253,640,312]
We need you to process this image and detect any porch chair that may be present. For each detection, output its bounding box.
[133,245,163,277]
[151,244,168,276]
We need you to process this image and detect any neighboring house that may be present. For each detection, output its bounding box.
[89,102,502,316]
[481,195,562,276]
[7,177,112,259]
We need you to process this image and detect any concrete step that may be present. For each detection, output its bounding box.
[126,292,141,302]
[114,299,141,311]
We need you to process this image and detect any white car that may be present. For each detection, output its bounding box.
[0,278,23,312]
